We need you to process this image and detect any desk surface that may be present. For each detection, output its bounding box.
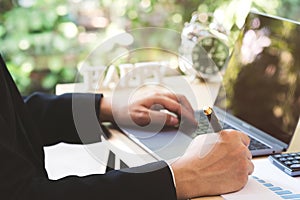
[56,76,300,200]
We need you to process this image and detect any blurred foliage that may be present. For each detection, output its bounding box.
[0,0,81,94]
[0,0,300,95]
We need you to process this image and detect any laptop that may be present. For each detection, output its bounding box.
[120,11,300,160]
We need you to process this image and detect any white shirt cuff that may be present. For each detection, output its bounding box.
[167,163,176,188]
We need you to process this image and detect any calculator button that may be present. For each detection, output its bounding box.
[285,161,292,165]
[292,160,300,164]
[295,156,300,160]
[290,153,297,156]
[290,164,300,169]
[274,154,282,158]
[287,157,294,160]
[282,154,289,157]
[279,158,287,161]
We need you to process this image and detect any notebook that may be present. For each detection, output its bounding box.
[121,11,300,161]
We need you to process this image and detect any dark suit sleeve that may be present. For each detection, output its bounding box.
[24,92,103,145]
[1,55,178,200]
[27,161,177,200]
[1,139,177,200]
[21,93,178,199]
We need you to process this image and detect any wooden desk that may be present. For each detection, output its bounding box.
[56,76,300,200]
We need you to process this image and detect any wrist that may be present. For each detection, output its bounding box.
[171,156,212,200]
[171,157,193,200]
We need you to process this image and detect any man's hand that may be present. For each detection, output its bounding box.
[171,130,254,199]
[100,93,197,131]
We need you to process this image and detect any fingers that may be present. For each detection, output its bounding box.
[162,93,194,116]
[248,159,254,175]
[220,129,251,147]
[142,92,193,116]
[141,94,182,115]
[239,132,251,147]
[219,129,254,168]
[127,105,179,127]
[140,93,197,127]
[244,143,254,175]
[148,109,179,126]
[165,94,198,129]
[244,144,254,175]
[245,146,252,160]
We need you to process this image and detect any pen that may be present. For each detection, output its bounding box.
[203,106,223,132]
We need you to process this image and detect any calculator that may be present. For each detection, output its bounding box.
[268,152,300,177]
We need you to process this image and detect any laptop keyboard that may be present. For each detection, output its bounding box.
[194,111,271,151]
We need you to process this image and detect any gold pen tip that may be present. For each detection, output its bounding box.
[203,106,213,116]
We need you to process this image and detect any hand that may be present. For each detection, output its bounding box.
[171,130,254,199]
[100,92,198,131]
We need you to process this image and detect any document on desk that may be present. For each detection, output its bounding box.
[222,158,300,200]
[44,142,109,180]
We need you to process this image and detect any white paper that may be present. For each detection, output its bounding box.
[44,142,109,180]
[222,158,300,200]
[222,177,282,200]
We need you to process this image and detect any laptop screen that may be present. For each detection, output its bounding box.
[214,12,300,144]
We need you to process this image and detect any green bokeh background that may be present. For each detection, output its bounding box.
[1,0,299,95]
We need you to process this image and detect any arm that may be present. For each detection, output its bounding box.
[1,108,176,199]
[30,161,177,200]
[100,93,254,199]
[23,92,253,200]
[1,140,176,200]
[24,91,196,145]
[24,92,102,145]
[100,92,198,133]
